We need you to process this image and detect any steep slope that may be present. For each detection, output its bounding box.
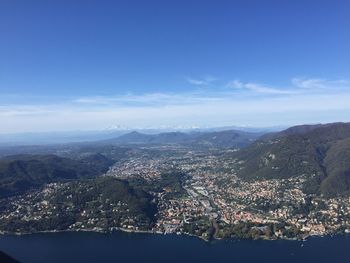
[321,137,350,196]
[235,122,350,196]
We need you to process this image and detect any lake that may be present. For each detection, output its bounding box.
[0,231,349,263]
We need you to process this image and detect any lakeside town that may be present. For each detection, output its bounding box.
[1,146,350,241]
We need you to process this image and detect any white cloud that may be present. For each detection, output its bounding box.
[1,77,350,133]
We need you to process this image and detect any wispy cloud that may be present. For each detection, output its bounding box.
[73,92,224,107]
[291,78,350,90]
[186,75,216,86]
[227,78,350,95]
[226,80,297,95]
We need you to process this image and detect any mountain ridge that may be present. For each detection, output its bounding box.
[102,129,263,148]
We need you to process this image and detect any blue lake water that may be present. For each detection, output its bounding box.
[0,231,349,263]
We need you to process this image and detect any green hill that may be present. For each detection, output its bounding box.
[52,177,157,226]
[0,154,114,198]
[0,177,157,233]
[235,122,350,196]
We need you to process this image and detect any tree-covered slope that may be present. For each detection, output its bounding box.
[51,177,157,227]
[0,177,157,233]
[0,154,114,198]
[235,122,350,196]
[321,137,350,196]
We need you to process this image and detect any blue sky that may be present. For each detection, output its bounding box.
[0,0,350,133]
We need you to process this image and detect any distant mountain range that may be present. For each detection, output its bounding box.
[235,122,350,196]
[102,130,263,148]
[0,126,279,146]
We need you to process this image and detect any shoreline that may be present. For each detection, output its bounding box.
[0,227,340,242]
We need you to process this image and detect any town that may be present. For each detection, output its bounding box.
[1,145,350,241]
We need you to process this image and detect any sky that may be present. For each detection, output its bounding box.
[0,0,349,133]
